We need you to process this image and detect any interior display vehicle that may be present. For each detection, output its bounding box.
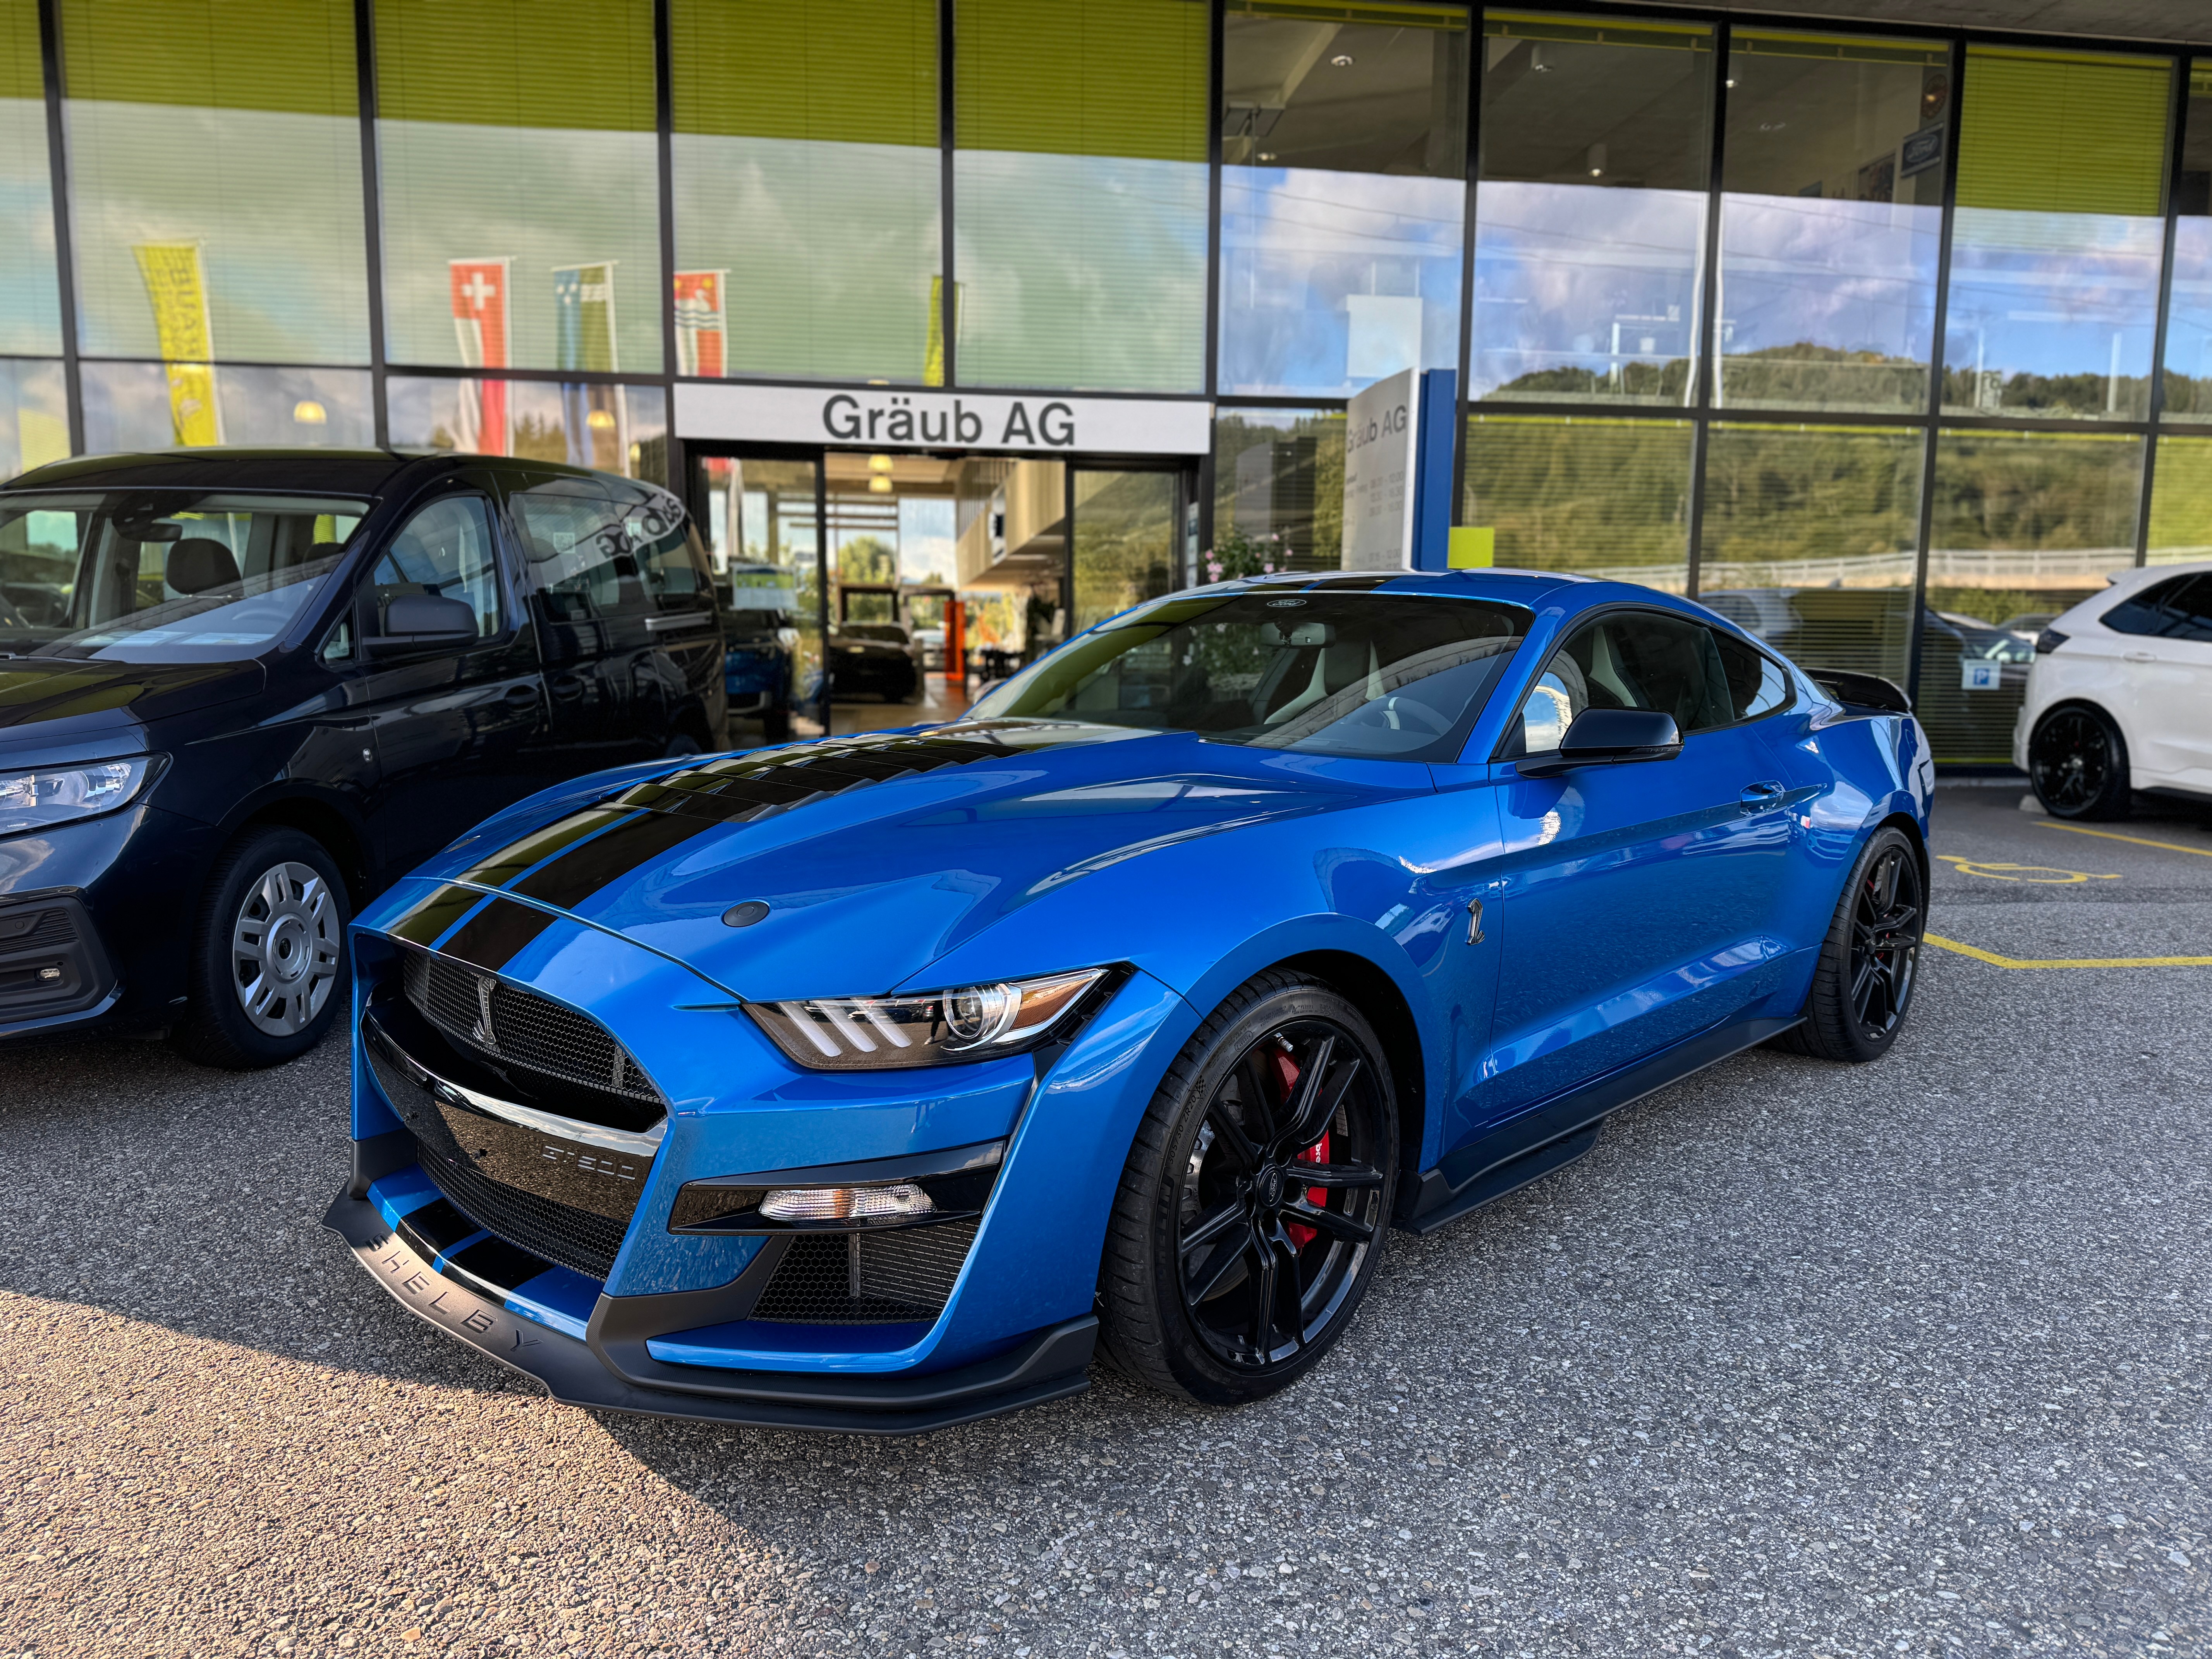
[0,449,723,1066]
[829,619,922,702]
[2018,562,2212,819]
[713,567,797,742]
[329,570,1932,1432]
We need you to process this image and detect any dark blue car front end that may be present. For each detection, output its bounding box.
[328,570,1932,1431]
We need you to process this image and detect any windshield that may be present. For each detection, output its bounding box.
[967,590,1530,761]
[0,490,369,663]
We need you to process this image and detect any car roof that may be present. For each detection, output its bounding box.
[0,447,628,498]
[1211,567,1594,604]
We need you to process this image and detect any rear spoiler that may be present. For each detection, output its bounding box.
[1807,668,1912,715]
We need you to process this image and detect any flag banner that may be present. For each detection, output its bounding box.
[132,242,222,447]
[553,262,618,373]
[450,258,511,456]
[673,270,727,378]
[924,276,962,389]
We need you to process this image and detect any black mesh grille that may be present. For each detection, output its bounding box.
[418,1147,627,1281]
[0,906,74,948]
[402,946,659,1106]
[749,1221,980,1325]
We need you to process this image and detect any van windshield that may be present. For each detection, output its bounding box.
[0,490,368,663]
[966,590,1530,762]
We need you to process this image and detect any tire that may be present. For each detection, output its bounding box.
[171,827,350,1070]
[2029,703,2131,820]
[1098,971,1398,1405]
[1782,825,1924,1064]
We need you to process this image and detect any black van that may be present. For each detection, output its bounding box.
[0,449,725,1068]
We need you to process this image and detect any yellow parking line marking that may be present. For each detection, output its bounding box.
[1924,933,2212,970]
[2034,821,2212,859]
[1933,853,2118,884]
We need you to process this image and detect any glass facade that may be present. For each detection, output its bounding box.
[3,2,2210,764]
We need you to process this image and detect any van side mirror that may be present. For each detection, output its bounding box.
[1517,708,1681,778]
[366,592,479,656]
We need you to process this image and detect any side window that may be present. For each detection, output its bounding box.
[509,479,708,623]
[1709,627,1791,723]
[367,495,502,639]
[1506,612,1735,755]
[2161,574,2212,642]
[2102,576,2184,638]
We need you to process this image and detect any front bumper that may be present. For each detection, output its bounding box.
[325,1167,1095,1434]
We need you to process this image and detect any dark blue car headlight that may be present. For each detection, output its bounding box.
[745,968,1114,1070]
[0,756,156,837]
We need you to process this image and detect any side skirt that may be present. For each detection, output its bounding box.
[1398,1015,1802,1235]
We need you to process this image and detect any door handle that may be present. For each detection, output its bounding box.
[2123,649,2158,663]
[503,683,541,704]
[1739,781,1787,813]
[1465,897,1485,946]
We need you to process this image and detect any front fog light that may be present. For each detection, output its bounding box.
[759,1183,936,1223]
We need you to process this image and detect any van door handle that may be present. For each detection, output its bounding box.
[2123,649,2157,663]
[503,683,541,705]
[1739,781,1787,813]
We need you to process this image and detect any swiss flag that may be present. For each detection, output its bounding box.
[450,258,510,456]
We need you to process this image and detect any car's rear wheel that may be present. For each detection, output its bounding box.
[1099,972,1397,1404]
[172,827,350,1070]
[2029,703,2131,820]
[1782,825,1923,1064]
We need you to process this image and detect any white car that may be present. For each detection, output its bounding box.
[2014,560,2212,818]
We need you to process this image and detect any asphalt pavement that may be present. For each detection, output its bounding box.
[3,783,2207,1659]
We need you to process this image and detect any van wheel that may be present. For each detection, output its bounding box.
[2029,704,2131,820]
[172,828,350,1070]
[1097,972,1397,1405]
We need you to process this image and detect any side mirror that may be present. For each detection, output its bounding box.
[1517,708,1681,778]
[366,592,480,656]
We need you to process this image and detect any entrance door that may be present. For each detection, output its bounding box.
[1071,467,1195,632]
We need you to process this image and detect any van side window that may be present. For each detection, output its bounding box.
[510,479,708,622]
[368,496,502,638]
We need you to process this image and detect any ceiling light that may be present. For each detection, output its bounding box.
[291,400,327,425]
[868,475,892,493]
[587,409,616,431]
[1257,150,1277,161]
[869,453,895,474]
[1330,53,1353,66]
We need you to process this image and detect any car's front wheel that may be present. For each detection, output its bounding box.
[172,827,350,1070]
[2029,703,2131,819]
[1099,972,1398,1404]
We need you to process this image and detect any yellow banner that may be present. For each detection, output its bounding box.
[132,242,222,447]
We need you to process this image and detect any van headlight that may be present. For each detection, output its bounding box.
[0,757,156,837]
[746,968,1113,1070]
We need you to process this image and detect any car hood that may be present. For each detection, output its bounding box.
[420,720,1428,1000]
[0,656,268,761]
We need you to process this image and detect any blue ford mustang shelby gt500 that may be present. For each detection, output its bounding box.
[327,569,1932,1432]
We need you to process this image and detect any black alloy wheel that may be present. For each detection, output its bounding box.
[2029,704,2132,820]
[1100,973,1397,1403]
[1781,824,1925,1064]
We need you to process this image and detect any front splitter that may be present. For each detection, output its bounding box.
[325,1187,1095,1435]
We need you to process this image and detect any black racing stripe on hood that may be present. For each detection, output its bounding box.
[437,896,559,972]
[386,884,484,948]
[458,807,630,890]
[507,809,718,911]
[605,732,1017,828]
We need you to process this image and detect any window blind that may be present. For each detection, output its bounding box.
[1956,46,2170,218]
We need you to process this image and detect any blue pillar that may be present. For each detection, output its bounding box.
[1409,368,1457,571]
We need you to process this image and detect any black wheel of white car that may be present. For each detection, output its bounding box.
[1099,972,1397,1404]
[2029,704,2131,820]
[173,828,350,1070]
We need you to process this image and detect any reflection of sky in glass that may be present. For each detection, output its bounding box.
[380,121,664,374]
[1716,195,1937,409]
[1942,208,2162,414]
[1218,167,1462,399]
[957,151,1207,393]
[81,362,374,450]
[0,359,67,474]
[0,98,60,354]
[67,101,368,363]
[2161,218,2212,414]
[676,133,938,383]
[1471,182,1703,402]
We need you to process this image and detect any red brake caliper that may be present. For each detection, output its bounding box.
[1272,1049,1330,1249]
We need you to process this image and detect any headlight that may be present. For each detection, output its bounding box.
[0,757,155,837]
[746,967,1113,1070]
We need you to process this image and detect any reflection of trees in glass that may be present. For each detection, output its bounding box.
[837,534,897,585]
[1493,361,1692,402]
[1701,425,1920,571]
[1461,418,1691,574]
[1718,346,1926,411]
[1212,411,1345,569]
[1939,366,2154,419]
[1074,472,1175,629]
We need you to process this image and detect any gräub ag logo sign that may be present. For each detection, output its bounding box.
[823,392,1076,448]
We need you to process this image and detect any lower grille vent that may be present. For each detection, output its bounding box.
[749,1220,980,1325]
[418,1149,627,1282]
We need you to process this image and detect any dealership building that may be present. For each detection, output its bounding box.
[3,0,2212,761]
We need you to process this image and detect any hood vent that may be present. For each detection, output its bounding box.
[603,731,1022,827]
